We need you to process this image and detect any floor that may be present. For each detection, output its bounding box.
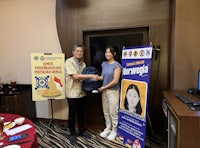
[35,119,166,148]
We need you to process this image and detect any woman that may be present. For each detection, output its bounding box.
[98,46,121,141]
[124,84,142,115]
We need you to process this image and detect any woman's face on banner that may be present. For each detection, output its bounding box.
[126,88,140,109]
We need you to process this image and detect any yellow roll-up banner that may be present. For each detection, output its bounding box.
[31,53,65,101]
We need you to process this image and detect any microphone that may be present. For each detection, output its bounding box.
[155,45,160,60]
[151,45,155,61]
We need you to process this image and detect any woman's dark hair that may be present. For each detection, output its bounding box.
[124,84,142,115]
[105,45,121,62]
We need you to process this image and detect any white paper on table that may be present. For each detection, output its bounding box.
[5,124,32,136]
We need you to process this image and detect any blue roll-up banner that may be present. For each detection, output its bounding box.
[117,45,152,148]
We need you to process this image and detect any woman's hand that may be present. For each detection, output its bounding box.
[97,75,103,81]
[98,86,105,92]
[91,74,99,81]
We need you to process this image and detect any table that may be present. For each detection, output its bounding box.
[0,113,39,148]
[163,91,200,148]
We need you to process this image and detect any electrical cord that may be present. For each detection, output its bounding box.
[148,45,161,137]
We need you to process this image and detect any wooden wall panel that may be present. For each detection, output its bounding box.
[56,0,170,58]
[172,0,200,91]
[148,23,170,135]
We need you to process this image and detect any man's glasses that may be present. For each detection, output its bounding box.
[75,50,84,53]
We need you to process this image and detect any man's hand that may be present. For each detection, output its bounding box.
[91,74,99,81]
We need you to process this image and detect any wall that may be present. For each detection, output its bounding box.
[0,0,68,120]
[171,0,200,91]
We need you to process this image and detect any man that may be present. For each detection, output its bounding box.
[65,44,98,144]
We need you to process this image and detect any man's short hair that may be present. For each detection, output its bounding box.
[73,44,84,51]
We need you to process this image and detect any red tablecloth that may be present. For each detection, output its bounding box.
[0,113,39,148]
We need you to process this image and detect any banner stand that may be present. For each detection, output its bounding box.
[117,45,153,148]
[31,53,65,136]
[43,98,55,136]
[48,98,55,126]
[147,111,154,136]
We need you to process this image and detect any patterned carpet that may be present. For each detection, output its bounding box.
[34,121,126,148]
[34,121,165,148]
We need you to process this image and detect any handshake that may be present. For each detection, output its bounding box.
[82,66,103,92]
[90,75,101,82]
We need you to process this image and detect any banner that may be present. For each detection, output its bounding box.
[117,46,152,148]
[31,53,65,101]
